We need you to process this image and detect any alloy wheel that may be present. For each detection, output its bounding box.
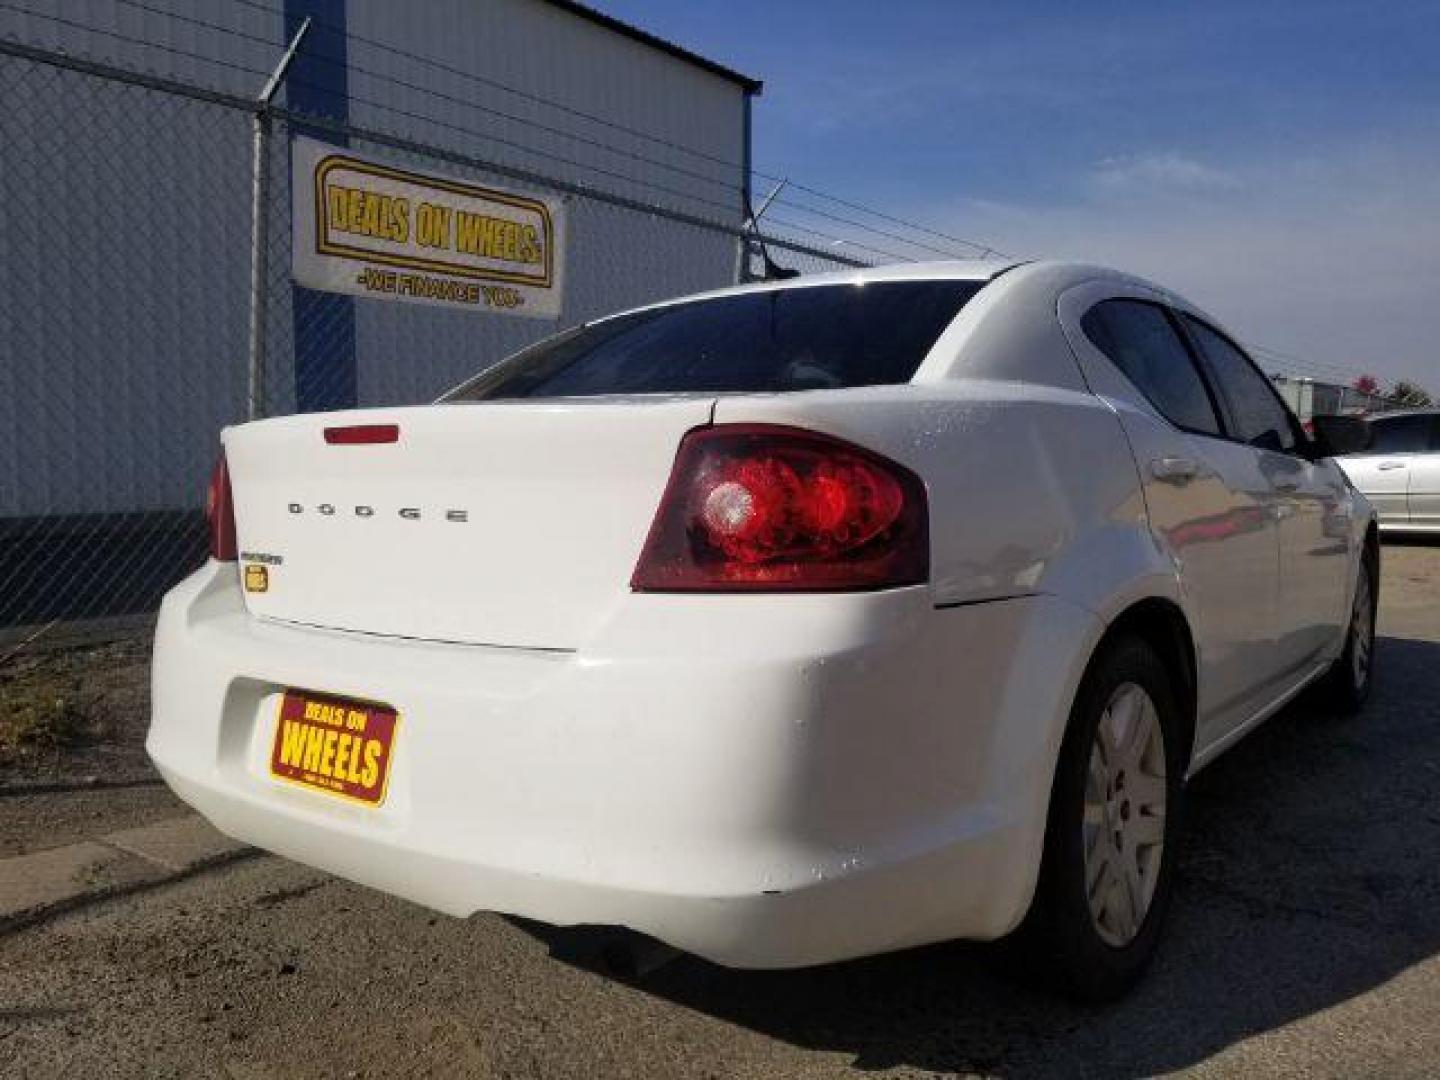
[1082,682,1167,948]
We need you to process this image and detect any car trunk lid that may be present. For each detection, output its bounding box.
[224,396,714,649]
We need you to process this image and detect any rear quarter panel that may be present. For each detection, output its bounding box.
[713,380,1176,936]
[711,381,1172,617]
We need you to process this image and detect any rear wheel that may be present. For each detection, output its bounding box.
[1017,635,1186,1001]
[1323,548,1377,714]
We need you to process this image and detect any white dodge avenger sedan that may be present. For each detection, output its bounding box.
[149,261,1377,999]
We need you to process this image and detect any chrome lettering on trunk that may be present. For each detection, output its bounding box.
[286,502,469,522]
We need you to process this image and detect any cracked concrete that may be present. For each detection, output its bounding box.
[0,815,253,934]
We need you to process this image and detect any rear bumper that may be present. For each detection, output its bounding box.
[148,561,1099,968]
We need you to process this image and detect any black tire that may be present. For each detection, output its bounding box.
[1322,543,1378,715]
[1014,635,1187,1002]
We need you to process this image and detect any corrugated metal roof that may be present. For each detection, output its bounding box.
[537,0,762,93]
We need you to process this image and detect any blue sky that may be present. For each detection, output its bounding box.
[602,0,1440,389]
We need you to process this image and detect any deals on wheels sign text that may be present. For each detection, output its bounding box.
[291,136,566,319]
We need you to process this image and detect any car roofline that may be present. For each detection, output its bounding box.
[582,259,1029,326]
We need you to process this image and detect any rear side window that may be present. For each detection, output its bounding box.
[448,281,983,400]
[1182,316,1298,453]
[1368,414,1435,453]
[1081,300,1221,436]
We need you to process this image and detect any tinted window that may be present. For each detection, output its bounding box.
[1182,316,1298,453]
[1368,414,1435,453]
[449,281,983,400]
[1081,300,1221,435]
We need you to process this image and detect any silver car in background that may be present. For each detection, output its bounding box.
[1336,410,1440,533]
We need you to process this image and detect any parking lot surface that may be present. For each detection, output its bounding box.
[2,543,1438,1078]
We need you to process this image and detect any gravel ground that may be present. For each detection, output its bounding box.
[0,630,153,786]
[0,621,168,856]
[1,541,1437,1078]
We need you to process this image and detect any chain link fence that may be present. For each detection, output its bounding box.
[13,14,1403,648]
[0,33,870,641]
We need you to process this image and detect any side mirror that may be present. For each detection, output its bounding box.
[1310,414,1372,458]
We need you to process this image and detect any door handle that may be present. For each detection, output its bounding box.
[1273,478,1300,493]
[1150,457,1199,484]
[1376,461,1407,472]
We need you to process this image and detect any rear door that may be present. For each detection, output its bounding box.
[1179,315,1351,675]
[1060,290,1281,747]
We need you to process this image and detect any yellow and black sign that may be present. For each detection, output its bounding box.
[291,136,566,319]
[270,690,398,806]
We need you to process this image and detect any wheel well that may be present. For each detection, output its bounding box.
[1099,599,1198,771]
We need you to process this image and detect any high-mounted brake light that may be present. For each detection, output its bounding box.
[206,451,238,562]
[324,423,400,445]
[632,424,929,592]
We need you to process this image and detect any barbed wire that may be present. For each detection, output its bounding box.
[759,215,914,264]
[1,3,745,231]
[112,0,745,195]
[17,0,1394,390]
[758,193,996,261]
[7,1,984,263]
[146,0,1004,261]
[769,178,1006,257]
[225,0,746,171]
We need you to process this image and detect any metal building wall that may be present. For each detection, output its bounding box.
[0,0,285,95]
[0,0,750,520]
[0,0,285,518]
[340,0,749,407]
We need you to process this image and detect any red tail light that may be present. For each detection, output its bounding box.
[206,451,238,562]
[632,425,928,592]
[324,423,399,445]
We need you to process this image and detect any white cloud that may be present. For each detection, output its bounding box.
[1092,152,1241,193]
[934,142,1440,389]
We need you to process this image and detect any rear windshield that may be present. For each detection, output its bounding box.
[447,280,985,400]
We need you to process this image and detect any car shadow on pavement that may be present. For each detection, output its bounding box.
[520,634,1440,1077]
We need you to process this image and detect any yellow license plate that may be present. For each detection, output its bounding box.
[269,690,398,807]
